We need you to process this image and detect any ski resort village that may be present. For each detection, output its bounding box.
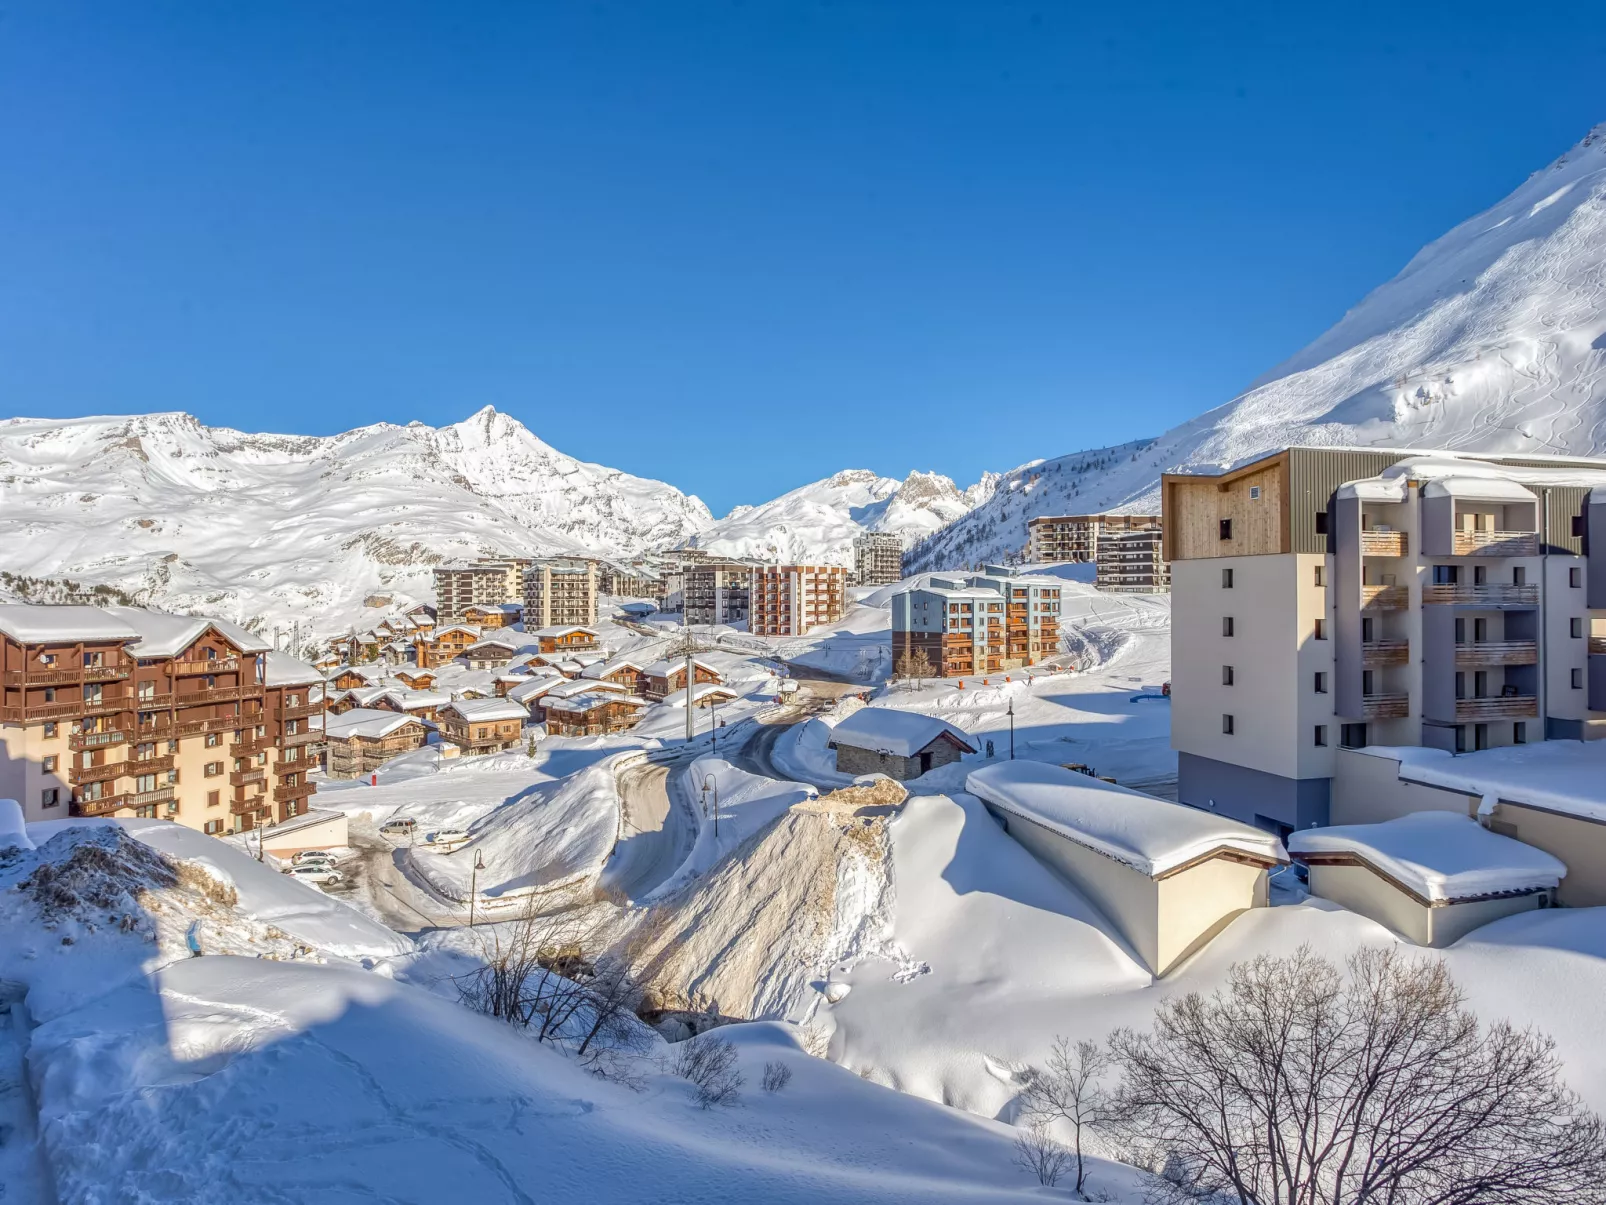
[9,7,1606,1201]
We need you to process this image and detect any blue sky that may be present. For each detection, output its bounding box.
[1,3,1602,515]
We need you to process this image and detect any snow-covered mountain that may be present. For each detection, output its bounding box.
[686,468,993,565]
[0,407,713,636]
[910,122,1606,570]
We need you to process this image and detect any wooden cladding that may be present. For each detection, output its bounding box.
[1421,584,1539,606]
[1454,641,1538,667]
[1359,530,1408,557]
[1455,696,1538,720]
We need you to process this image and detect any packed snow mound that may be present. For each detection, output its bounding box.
[909,123,1606,569]
[690,468,984,565]
[0,406,713,638]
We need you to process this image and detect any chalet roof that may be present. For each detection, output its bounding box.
[433,624,482,640]
[443,698,529,723]
[103,606,271,657]
[543,677,626,699]
[330,664,384,683]
[582,655,647,680]
[0,604,141,645]
[546,690,648,715]
[263,651,323,688]
[324,708,426,740]
[533,625,600,639]
[641,656,721,678]
[507,674,569,704]
[663,683,740,708]
[336,685,391,707]
[828,707,976,757]
[382,688,451,710]
[464,638,519,656]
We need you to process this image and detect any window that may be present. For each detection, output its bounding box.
[1574,515,1586,537]
[1248,485,1262,500]
[1314,618,1327,640]
[1433,565,1460,585]
[203,761,224,777]
[204,819,224,835]
[41,788,59,808]
[1314,511,1328,535]
[1340,723,1368,749]
[1222,617,1235,637]
[207,790,221,807]
[1222,714,1235,735]
[1314,725,1328,747]
[1572,668,1584,690]
[1454,726,1468,753]
[1513,566,1526,586]
[1514,722,1527,745]
[40,653,56,666]
[42,687,55,704]
[1219,519,1233,541]
[205,732,221,748]
[1571,567,1583,588]
[41,755,57,773]
[43,722,56,738]
[1314,565,1326,588]
[1222,666,1235,686]
[1221,567,1234,588]
[1313,672,1328,694]
[1571,618,1584,638]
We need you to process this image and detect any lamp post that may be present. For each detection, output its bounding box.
[469,850,485,927]
[701,773,719,840]
[1007,698,1015,760]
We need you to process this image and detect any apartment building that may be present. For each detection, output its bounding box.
[433,559,526,624]
[890,566,1062,676]
[747,565,849,637]
[0,603,321,835]
[1026,513,1163,564]
[852,532,904,587]
[683,560,754,627]
[1163,446,1606,837]
[598,559,666,603]
[522,558,599,629]
[1095,527,1170,593]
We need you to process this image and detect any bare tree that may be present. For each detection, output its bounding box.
[1106,945,1606,1204]
[455,903,600,1047]
[1019,1036,1112,1197]
[761,1060,792,1093]
[893,648,934,688]
[671,1034,744,1108]
[1014,1122,1074,1188]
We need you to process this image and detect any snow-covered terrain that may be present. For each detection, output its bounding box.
[909,122,1606,568]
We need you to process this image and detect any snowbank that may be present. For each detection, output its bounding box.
[1378,740,1606,823]
[0,798,32,850]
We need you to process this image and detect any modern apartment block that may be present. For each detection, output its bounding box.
[891,565,1062,676]
[0,603,323,834]
[522,558,599,629]
[598,559,666,603]
[683,560,754,627]
[1095,527,1170,593]
[1026,513,1163,563]
[852,532,905,587]
[1164,446,1606,837]
[433,558,527,623]
[747,565,849,637]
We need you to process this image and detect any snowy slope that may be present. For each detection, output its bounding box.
[910,122,1606,569]
[0,406,713,637]
[689,469,992,565]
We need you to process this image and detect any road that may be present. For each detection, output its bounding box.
[342,827,471,936]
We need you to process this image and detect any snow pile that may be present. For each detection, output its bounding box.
[0,797,32,851]
[966,762,1286,876]
[828,707,976,757]
[1374,740,1606,824]
[1288,812,1566,901]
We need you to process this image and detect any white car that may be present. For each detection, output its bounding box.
[290,850,340,867]
[424,829,470,849]
[283,864,344,886]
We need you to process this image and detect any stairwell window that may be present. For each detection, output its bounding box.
[1314,565,1326,587]
[1222,617,1235,638]
[1573,668,1584,689]
[1314,618,1327,640]
[1222,714,1235,735]
[1314,725,1328,747]
[1222,568,1234,588]
[1314,672,1328,694]
[1219,519,1233,541]
[1222,666,1235,686]
[1572,567,1583,588]
[1571,618,1584,638]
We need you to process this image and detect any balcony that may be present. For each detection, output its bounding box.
[1360,585,1409,611]
[1421,584,1539,607]
[1454,641,1538,667]
[276,700,324,721]
[1,661,131,686]
[231,731,274,755]
[1360,530,1408,557]
[1591,637,1606,657]
[72,793,130,817]
[173,684,260,706]
[1452,530,1539,558]
[0,697,128,724]
[230,767,266,787]
[129,786,176,808]
[168,655,241,676]
[133,692,176,710]
[1361,640,1410,667]
[125,753,175,776]
[1455,695,1538,720]
[170,716,245,738]
[69,760,125,786]
[68,728,129,751]
[1361,693,1410,720]
[274,781,317,803]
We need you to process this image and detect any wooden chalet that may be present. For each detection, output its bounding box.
[581,655,647,694]
[544,691,647,737]
[324,708,430,779]
[641,657,722,702]
[463,637,519,670]
[533,625,602,655]
[438,698,527,755]
[417,624,481,669]
[393,668,437,690]
[462,603,522,629]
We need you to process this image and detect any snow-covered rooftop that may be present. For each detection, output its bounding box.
[464,638,518,655]
[506,674,569,704]
[103,606,271,656]
[335,685,391,707]
[663,683,740,708]
[966,762,1287,877]
[1288,812,1564,902]
[543,677,626,699]
[381,688,450,710]
[546,690,647,715]
[582,655,646,680]
[1364,741,1606,824]
[324,708,424,740]
[533,625,599,639]
[828,707,976,757]
[642,656,720,677]
[443,698,529,723]
[1420,476,1538,502]
[0,603,141,645]
[263,651,323,688]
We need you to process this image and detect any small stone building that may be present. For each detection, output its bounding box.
[827,708,976,780]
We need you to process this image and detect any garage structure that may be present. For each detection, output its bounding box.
[828,707,977,781]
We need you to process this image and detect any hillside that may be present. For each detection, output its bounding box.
[0,406,713,635]
[910,122,1606,570]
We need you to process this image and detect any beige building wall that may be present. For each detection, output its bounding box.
[1329,748,1474,826]
[1306,862,1545,947]
[1155,857,1268,971]
[1484,801,1606,908]
[1,725,73,823]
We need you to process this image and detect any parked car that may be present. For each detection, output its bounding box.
[379,818,417,838]
[423,829,470,849]
[283,864,344,886]
[290,850,340,867]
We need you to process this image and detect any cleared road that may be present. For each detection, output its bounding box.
[597,755,700,903]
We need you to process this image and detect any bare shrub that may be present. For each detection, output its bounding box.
[174,859,239,908]
[1014,1121,1073,1188]
[761,1060,792,1093]
[672,1035,744,1108]
[1107,945,1606,1204]
[1018,1036,1111,1197]
[455,903,607,1046]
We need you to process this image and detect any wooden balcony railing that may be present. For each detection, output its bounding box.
[231,731,274,755]
[1454,641,1538,667]
[170,716,244,738]
[274,781,316,802]
[69,760,125,786]
[1456,695,1538,720]
[72,793,130,817]
[68,728,129,751]
[1589,636,1606,657]
[125,754,175,777]
[133,692,176,710]
[1452,530,1538,557]
[0,698,127,724]
[1361,640,1410,667]
[173,684,261,706]
[1360,530,1408,557]
[1361,693,1410,720]
[1360,585,1409,611]
[1,662,131,686]
[129,786,176,809]
[230,767,266,787]
[167,655,241,676]
[276,699,324,721]
[1421,584,1539,606]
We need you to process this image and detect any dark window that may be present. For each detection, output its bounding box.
[1571,567,1583,588]
[1222,666,1235,686]
[1512,566,1525,586]
[1314,511,1328,535]
[1433,565,1459,585]
[41,788,59,808]
[1572,668,1584,689]
[1474,723,1489,752]
[1314,618,1327,640]
[1313,672,1327,694]
[1455,726,1467,754]
[1222,617,1235,637]
[1219,519,1233,541]
[1573,515,1585,537]
[1514,722,1527,745]
[1221,568,1234,588]
[1571,618,1584,639]
[1340,723,1368,749]
[1314,726,1328,747]
[1222,714,1235,735]
[1314,565,1325,587]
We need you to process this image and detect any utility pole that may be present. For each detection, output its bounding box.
[685,646,695,744]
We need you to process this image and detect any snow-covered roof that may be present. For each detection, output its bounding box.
[533,625,599,639]
[102,606,272,656]
[443,698,529,723]
[382,688,450,710]
[263,651,323,688]
[464,638,518,655]
[663,683,740,708]
[506,674,569,704]
[324,708,426,740]
[828,708,976,757]
[966,762,1287,877]
[544,677,626,699]
[433,624,481,640]
[1361,741,1606,824]
[582,655,645,680]
[336,685,391,706]
[463,602,522,614]
[0,604,141,645]
[1335,478,1408,502]
[546,691,647,715]
[330,664,384,682]
[1421,476,1537,502]
[899,583,998,601]
[642,656,721,678]
[1288,812,1563,902]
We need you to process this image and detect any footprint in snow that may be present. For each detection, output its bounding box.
[891,961,930,983]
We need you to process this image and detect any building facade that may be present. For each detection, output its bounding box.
[433,559,526,624]
[747,565,849,637]
[852,532,904,587]
[683,561,753,627]
[1164,446,1606,838]
[1095,527,1170,593]
[890,566,1062,677]
[522,558,599,629]
[1026,513,1163,564]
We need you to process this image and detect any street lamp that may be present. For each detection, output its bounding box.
[469,850,486,927]
[701,773,720,840]
[1007,698,1015,761]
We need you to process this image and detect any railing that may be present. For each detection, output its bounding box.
[68,728,129,751]
[1361,640,1410,666]
[1421,584,1539,606]
[1456,695,1538,720]
[72,793,130,817]
[125,754,175,776]
[1454,641,1538,667]
[1452,530,1538,557]
[280,729,324,748]
[170,716,243,738]
[1590,636,1606,657]
[1,663,131,686]
[230,767,266,787]
[167,655,241,676]
[69,761,125,786]
[133,692,175,710]
[1360,585,1409,611]
[129,786,176,808]
[276,700,324,720]
[0,698,127,723]
[231,732,274,755]
[274,781,316,802]
[173,684,260,705]
[1361,693,1410,720]
[1360,530,1408,557]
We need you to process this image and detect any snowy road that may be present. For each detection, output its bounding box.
[598,757,698,903]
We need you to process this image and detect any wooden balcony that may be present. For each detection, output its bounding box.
[1359,530,1408,557]
[72,793,131,817]
[1361,693,1410,720]
[230,767,267,787]
[173,684,261,706]
[129,786,176,809]
[125,753,175,777]
[1421,584,1539,607]
[1455,695,1538,720]
[232,731,275,755]
[69,760,125,786]
[1361,640,1410,667]
[68,728,129,751]
[1360,585,1409,611]
[170,716,244,738]
[1452,530,1538,557]
[1590,636,1606,657]
[1,662,131,686]
[1454,641,1538,667]
[274,781,316,803]
[167,655,241,676]
[133,692,176,710]
[0,697,128,724]
[276,700,324,721]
